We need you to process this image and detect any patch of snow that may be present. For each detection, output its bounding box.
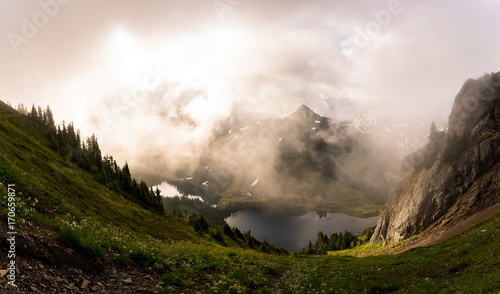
[202,181,208,186]
[315,120,321,123]
[208,169,213,172]
[184,195,204,202]
[155,182,205,202]
[251,177,259,187]
[228,130,232,134]
[240,127,248,131]
[279,137,282,142]
[246,193,252,197]
[312,127,317,130]
[186,177,193,180]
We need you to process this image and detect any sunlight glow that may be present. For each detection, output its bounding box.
[106,27,146,84]
[157,27,248,86]
[97,25,251,145]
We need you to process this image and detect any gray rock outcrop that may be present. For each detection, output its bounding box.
[371,72,500,244]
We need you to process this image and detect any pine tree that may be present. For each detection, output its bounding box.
[30,104,37,119]
[139,180,150,203]
[199,215,209,231]
[122,162,132,192]
[233,227,244,240]
[86,134,102,170]
[67,123,78,149]
[315,231,327,254]
[306,241,314,254]
[223,223,235,239]
[340,230,352,250]
[329,233,339,250]
[16,103,28,115]
[45,106,55,130]
[155,187,162,205]
[37,106,44,122]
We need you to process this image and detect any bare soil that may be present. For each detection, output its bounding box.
[0,219,159,293]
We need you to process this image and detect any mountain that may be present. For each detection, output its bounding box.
[371,72,500,244]
[1,97,499,292]
[171,104,398,217]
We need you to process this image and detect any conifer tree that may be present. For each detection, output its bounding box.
[122,162,132,192]
[306,241,314,254]
[155,187,162,205]
[223,223,235,239]
[45,106,55,130]
[30,104,37,119]
[37,105,44,122]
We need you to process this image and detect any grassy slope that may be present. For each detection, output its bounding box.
[0,103,198,242]
[1,101,499,293]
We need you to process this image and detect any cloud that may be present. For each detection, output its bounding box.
[1,0,500,183]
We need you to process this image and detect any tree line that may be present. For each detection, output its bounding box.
[186,214,290,255]
[23,104,163,212]
[302,227,375,254]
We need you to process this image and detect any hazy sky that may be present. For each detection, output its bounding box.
[2,0,500,170]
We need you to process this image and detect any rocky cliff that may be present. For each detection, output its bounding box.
[371,72,500,244]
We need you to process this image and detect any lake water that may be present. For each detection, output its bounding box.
[154,181,205,202]
[226,207,379,251]
[154,181,220,204]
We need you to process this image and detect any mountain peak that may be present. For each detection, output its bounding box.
[287,104,321,120]
[295,104,315,114]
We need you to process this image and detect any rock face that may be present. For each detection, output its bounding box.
[371,72,500,244]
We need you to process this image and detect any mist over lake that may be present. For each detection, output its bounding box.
[226,206,378,251]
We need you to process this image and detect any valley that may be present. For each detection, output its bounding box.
[1,71,500,292]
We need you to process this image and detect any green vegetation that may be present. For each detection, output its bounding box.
[299,226,375,255]
[24,103,164,211]
[1,101,499,293]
